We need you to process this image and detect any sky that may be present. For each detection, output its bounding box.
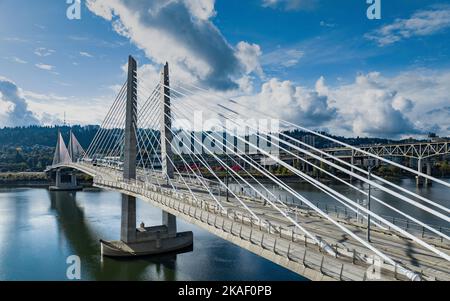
[0,0,449,138]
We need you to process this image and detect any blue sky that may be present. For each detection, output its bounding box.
[0,0,450,138]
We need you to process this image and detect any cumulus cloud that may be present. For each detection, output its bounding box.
[0,77,40,127]
[262,0,318,11]
[425,107,450,134]
[322,73,421,137]
[237,78,337,128]
[365,6,450,46]
[0,78,108,128]
[236,42,264,78]
[229,71,450,138]
[379,70,450,135]
[86,0,262,91]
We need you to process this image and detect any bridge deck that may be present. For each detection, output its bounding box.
[52,163,450,281]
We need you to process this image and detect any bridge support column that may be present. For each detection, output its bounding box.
[121,195,137,243]
[70,172,77,186]
[163,211,177,237]
[49,169,82,191]
[350,150,354,183]
[101,57,193,258]
[425,162,432,187]
[416,157,423,187]
[56,169,61,187]
[160,62,180,236]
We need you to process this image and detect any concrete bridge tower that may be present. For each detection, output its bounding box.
[120,55,138,243]
[101,56,192,257]
[160,62,177,237]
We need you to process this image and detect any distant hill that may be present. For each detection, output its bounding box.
[0,125,99,172]
[0,125,99,149]
[0,125,440,150]
[0,125,446,173]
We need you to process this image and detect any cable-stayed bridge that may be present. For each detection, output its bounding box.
[46,56,450,281]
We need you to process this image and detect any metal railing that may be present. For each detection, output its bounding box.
[93,176,434,281]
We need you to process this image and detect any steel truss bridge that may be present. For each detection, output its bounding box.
[322,142,450,160]
[46,56,450,281]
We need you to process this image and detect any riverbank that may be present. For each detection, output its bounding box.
[0,172,93,188]
[0,172,49,187]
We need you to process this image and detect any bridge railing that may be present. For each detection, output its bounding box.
[64,162,450,244]
[92,177,438,281]
[224,184,450,243]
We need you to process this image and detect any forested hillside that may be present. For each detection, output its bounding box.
[0,125,98,172]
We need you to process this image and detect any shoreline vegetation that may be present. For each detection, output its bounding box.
[0,172,93,188]
[0,171,448,188]
[0,172,49,187]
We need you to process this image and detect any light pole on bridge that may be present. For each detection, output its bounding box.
[367,166,373,243]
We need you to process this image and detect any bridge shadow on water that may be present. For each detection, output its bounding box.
[48,191,193,281]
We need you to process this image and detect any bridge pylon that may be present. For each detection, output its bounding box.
[160,62,178,237]
[101,56,193,257]
[49,130,82,191]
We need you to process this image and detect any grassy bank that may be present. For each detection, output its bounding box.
[0,172,49,187]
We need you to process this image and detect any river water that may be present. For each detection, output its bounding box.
[0,178,448,281]
[0,188,304,281]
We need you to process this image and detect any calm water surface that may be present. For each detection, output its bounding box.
[0,178,448,281]
[0,188,304,281]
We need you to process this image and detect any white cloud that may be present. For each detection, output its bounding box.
[185,0,216,20]
[316,70,450,138]
[366,6,450,46]
[34,47,55,57]
[35,63,55,71]
[0,77,40,127]
[236,42,263,77]
[325,73,420,137]
[26,96,110,126]
[232,70,450,138]
[3,57,27,64]
[262,0,318,11]
[236,78,337,128]
[374,69,450,136]
[262,48,304,68]
[12,57,27,64]
[22,90,69,102]
[0,77,113,127]
[80,51,94,58]
[86,0,262,91]
[320,21,335,28]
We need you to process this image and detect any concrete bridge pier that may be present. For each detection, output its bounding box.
[163,211,177,236]
[49,169,82,191]
[416,158,423,187]
[55,169,61,187]
[120,194,137,243]
[415,158,433,187]
[425,162,433,187]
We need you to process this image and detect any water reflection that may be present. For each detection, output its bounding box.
[48,191,193,281]
[0,188,303,281]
